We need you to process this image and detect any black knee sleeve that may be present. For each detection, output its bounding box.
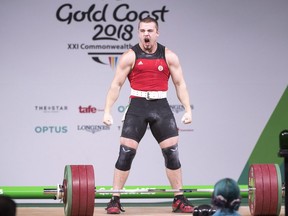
[161,144,181,170]
[115,145,136,171]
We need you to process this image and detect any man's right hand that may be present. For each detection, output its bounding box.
[181,112,192,124]
[103,113,114,126]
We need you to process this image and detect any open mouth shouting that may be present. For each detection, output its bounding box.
[144,38,150,43]
[143,37,152,51]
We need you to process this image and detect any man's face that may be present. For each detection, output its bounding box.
[138,22,159,52]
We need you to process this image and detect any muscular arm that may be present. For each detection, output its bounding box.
[103,50,135,125]
[166,48,192,124]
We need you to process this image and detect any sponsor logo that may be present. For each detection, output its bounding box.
[35,126,68,133]
[79,105,104,113]
[178,128,194,132]
[158,65,163,71]
[170,146,178,152]
[170,105,194,113]
[77,125,110,134]
[118,105,129,113]
[35,105,68,113]
[122,146,131,153]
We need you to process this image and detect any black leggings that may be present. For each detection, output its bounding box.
[121,98,178,143]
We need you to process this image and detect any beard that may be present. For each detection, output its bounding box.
[144,44,152,52]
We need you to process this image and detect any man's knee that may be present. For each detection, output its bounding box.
[161,144,181,170]
[115,145,136,171]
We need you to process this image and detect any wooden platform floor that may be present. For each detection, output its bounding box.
[17,206,285,216]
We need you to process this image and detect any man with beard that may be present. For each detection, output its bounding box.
[103,16,193,214]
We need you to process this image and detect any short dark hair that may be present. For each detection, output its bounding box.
[138,16,159,31]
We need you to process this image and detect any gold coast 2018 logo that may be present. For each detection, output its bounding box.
[56,3,169,69]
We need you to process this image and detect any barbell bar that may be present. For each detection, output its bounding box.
[0,185,251,199]
[44,186,252,199]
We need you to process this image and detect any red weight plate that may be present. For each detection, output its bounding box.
[268,164,278,215]
[249,164,264,215]
[260,164,271,215]
[78,165,88,216]
[71,165,80,216]
[254,164,264,215]
[85,165,95,216]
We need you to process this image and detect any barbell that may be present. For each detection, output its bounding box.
[0,163,283,216]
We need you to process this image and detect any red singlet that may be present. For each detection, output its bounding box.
[128,43,170,92]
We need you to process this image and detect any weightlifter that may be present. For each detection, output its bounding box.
[103,16,193,214]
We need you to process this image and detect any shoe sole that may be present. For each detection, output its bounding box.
[172,206,194,213]
[107,208,121,214]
